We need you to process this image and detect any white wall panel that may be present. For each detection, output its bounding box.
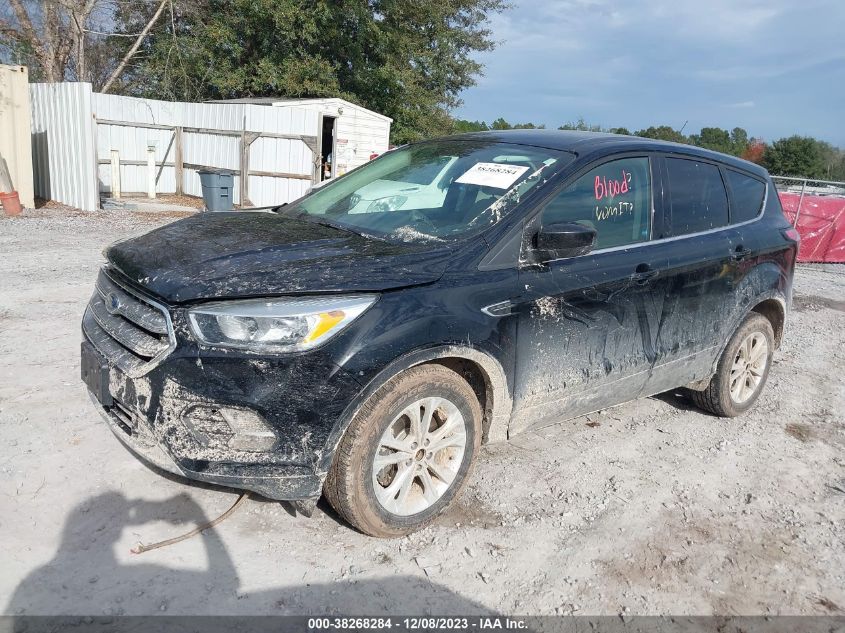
[30,82,98,211]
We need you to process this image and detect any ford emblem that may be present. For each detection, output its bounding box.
[106,292,121,314]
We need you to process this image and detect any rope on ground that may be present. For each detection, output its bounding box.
[130,492,249,555]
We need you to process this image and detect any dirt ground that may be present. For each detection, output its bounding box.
[1,208,843,617]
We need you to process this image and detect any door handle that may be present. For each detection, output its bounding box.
[631,264,659,285]
[731,245,750,261]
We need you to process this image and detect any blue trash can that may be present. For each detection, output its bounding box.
[198,168,236,212]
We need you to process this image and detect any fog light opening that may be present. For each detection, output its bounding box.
[218,407,278,452]
[181,405,278,452]
[181,405,231,447]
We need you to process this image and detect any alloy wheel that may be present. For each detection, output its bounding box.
[371,397,467,516]
[729,332,769,404]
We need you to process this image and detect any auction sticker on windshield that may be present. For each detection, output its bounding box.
[456,163,529,189]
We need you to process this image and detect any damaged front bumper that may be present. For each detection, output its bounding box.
[91,393,324,500]
[82,316,363,501]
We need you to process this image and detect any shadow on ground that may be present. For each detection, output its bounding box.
[651,389,710,414]
[6,491,494,617]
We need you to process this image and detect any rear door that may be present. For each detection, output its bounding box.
[509,155,666,434]
[640,155,739,395]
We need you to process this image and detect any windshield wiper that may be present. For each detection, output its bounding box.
[276,208,388,241]
[315,219,359,234]
[298,214,367,237]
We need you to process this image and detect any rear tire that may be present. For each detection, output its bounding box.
[690,312,774,417]
[324,364,482,537]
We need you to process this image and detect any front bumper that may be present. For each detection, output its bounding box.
[80,266,371,501]
[83,340,363,502]
[91,393,323,500]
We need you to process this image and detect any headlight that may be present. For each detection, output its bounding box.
[367,195,407,212]
[188,295,377,352]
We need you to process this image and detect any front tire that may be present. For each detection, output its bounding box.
[324,364,482,537]
[690,312,775,417]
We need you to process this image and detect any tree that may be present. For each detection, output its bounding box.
[818,141,845,181]
[635,125,688,144]
[485,117,546,130]
[762,136,829,179]
[0,0,171,87]
[101,0,169,94]
[690,127,733,154]
[1,0,97,82]
[688,127,749,156]
[453,119,489,132]
[730,127,749,156]
[122,0,508,144]
[741,139,767,164]
[832,151,845,182]
[559,117,606,132]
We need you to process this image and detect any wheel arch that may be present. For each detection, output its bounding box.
[316,346,513,476]
[751,297,786,348]
[721,260,790,350]
[709,288,787,379]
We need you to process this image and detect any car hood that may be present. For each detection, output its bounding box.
[105,212,454,303]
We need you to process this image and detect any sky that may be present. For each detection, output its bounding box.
[456,0,845,147]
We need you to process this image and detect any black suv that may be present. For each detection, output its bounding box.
[81,131,797,536]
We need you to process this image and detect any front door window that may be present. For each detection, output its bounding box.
[541,157,652,250]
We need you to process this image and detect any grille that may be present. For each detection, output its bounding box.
[82,269,175,376]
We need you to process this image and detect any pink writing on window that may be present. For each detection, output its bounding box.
[595,170,632,201]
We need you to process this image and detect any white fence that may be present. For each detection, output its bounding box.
[30,83,322,211]
[30,83,99,211]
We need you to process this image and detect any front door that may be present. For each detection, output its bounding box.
[509,155,664,434]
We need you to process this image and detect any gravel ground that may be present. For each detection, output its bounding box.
[1,208,843,617]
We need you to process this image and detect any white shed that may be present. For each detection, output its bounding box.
[212,97,392,181]
[27,83,394,212]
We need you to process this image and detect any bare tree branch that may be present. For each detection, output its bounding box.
[8,0,57,80]
[0,19,25,39]
[70,0,98,80]
[46,1,73,80]
[83,29,148,37]
[101,0,167,93]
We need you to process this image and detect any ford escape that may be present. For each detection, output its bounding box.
[81,131,797,537]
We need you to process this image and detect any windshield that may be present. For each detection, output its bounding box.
[280,140,573,242]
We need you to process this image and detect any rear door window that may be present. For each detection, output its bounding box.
[726,170,766,223]
[664,158,729,236]
[541,157,651,250]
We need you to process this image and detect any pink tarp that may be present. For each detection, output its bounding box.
[778,191,845,263]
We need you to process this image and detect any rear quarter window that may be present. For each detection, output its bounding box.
[726,170,766,223]
[665,157,729,236]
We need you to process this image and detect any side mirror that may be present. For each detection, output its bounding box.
[533,222,597,262]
